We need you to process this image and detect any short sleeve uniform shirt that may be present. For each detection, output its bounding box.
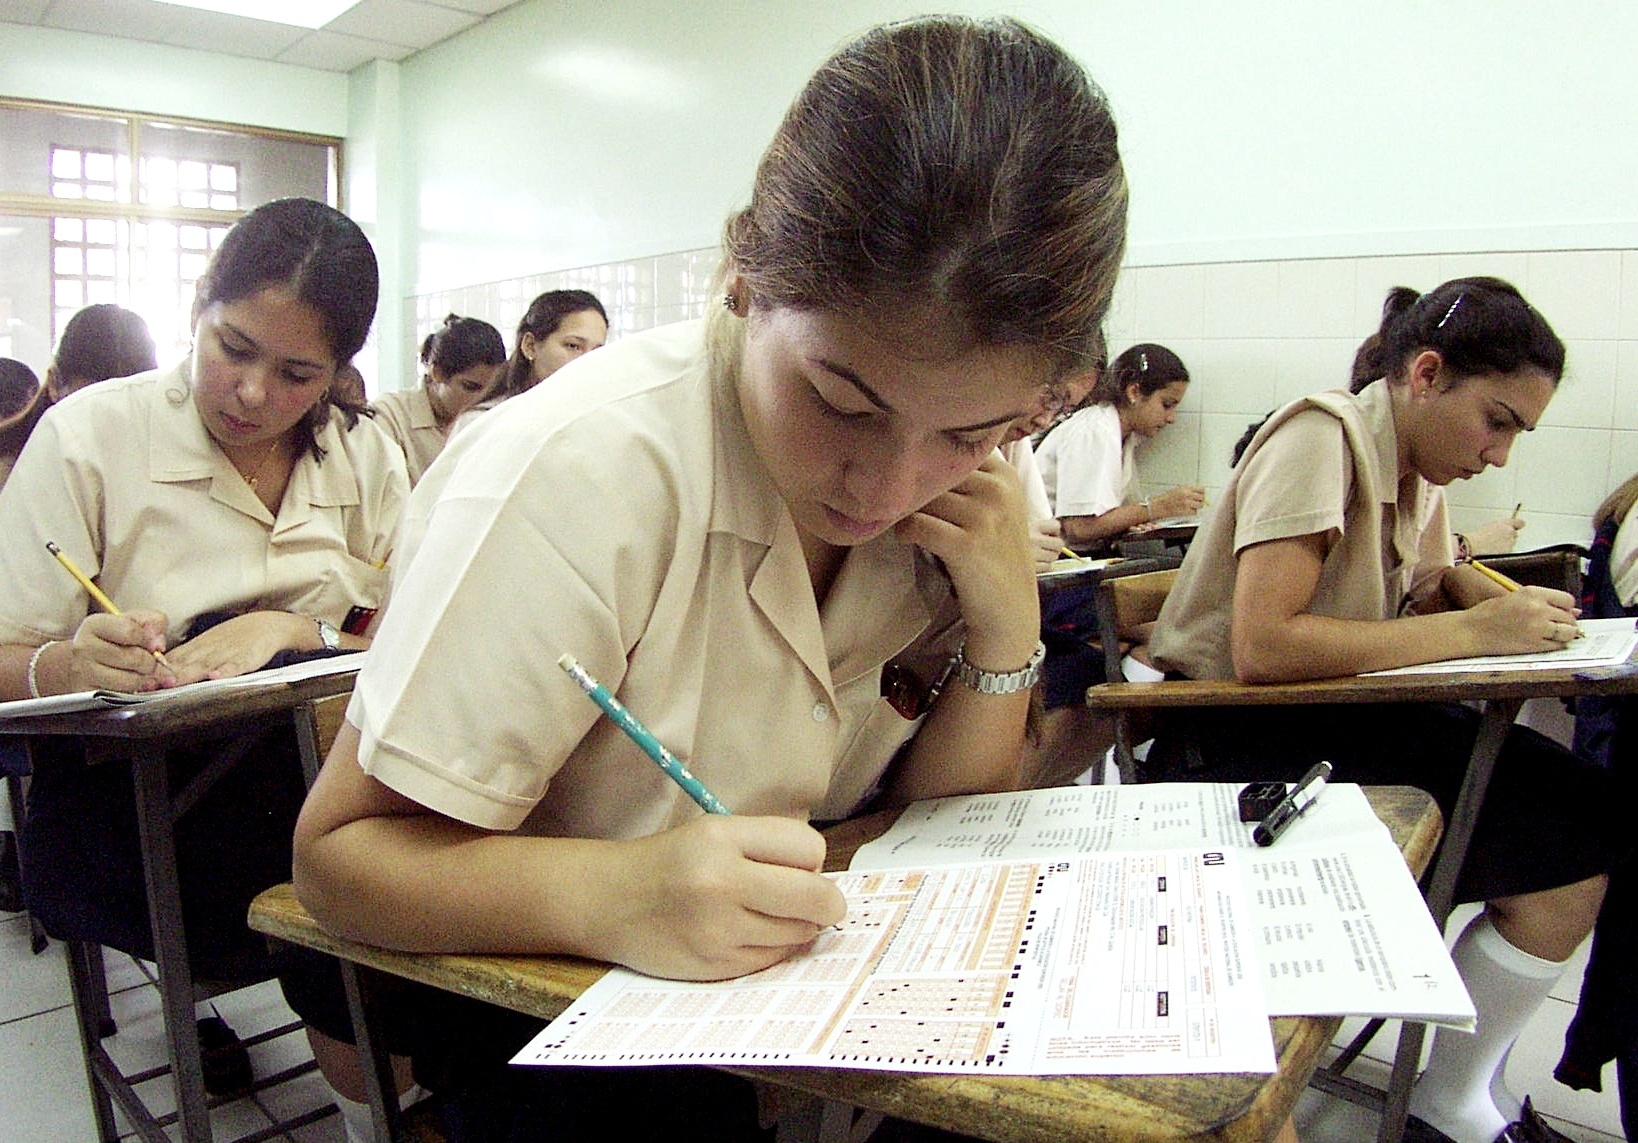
[0,362,406,648]
[371,387,445,487]
[1033,403,1137,517]
[351,320,958,839]
[1150,381,1452,680]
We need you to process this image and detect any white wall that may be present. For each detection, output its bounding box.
[393,0,1638,294]
[0,23,348,137]
[7,3,1638,543]
[397,0,1638,548]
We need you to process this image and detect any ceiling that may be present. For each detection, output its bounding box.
[0,0,522,72]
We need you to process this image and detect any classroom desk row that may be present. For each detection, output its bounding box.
[13,633,1638,1143]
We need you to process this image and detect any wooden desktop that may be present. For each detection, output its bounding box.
[250,786,1442,1143]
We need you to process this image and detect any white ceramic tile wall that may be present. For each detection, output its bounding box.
[410,246,1638,550]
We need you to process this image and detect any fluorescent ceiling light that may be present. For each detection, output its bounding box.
[152,1,362,29]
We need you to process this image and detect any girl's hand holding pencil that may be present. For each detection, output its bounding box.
[42,540,177,694]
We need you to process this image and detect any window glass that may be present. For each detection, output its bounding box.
[0,100,339,369]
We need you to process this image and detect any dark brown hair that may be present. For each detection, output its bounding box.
[1352,276,1564,392]
[721,16,1126,378]
[53,304,157,393]
[493,290,608,400]
[193,197,379,460]
[421,313,507,378]
[1090,343,1189,405]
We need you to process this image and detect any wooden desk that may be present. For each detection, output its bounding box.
[1085,662,1638,1142]
[249,786,1440,1143]
[1117,519,1200,560]
[0,666,360,1143]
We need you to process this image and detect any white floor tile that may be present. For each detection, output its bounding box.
[0,911,72,1023]
[0,1005,103,1140]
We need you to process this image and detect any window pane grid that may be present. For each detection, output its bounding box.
[44,142,242,351]
[8,103,337,368]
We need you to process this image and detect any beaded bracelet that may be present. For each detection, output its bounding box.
[26,639,64,699]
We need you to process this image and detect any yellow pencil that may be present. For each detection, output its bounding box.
[1059,547,1081,561]
[1469,558,1522,592]
[46,541,174,670]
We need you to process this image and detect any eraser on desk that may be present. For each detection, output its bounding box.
[1237,781,1288,822]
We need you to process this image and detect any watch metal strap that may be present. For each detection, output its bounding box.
[953,640,1046,695]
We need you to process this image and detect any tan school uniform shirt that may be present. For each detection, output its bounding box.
[1150,380,1454,681]
[0,361,407,650]
[351,319,963,839]
[370,386,446,487]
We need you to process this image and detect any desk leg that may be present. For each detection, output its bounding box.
[774,1096,882,1143]
[1374,697,1519,1143]
[130,741,213,1143]
[339,960,402,1142]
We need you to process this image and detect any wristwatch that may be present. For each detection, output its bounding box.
[952,640,1046,695]
[314,617,341,651]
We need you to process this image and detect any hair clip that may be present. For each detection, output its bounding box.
[1436,294,1464,329]
[1138,351,1149,372]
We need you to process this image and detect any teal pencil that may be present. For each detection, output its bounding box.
[557,653,730,815]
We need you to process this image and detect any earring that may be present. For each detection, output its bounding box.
[722,292,742,315]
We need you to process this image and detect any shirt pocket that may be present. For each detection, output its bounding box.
[287,555,390,626]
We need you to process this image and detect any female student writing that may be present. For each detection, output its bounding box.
[292,15,1127,1140]
[44,302,158,403]
[372,312,505,483]
[1147,277,1617,1143]
[1034,341,1206,549]
[453,288,608,434]
[0,197,406,1095]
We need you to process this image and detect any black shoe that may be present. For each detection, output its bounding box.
[1401,1113,1459,1143]
[1402,1102,1570,1143]
[196,1015,253,1096]
[0,830,22,913]
[1511,1097,1575,1143]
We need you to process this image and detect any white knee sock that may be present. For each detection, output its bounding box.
[1489,1042,1522,1122]
[1407,912,1565,1143]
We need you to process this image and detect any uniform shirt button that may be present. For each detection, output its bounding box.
[811,702,830,722]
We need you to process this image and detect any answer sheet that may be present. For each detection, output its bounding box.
[851,783,1473,1028]
[513,847,1277,1075]
[1363,616,1638,675]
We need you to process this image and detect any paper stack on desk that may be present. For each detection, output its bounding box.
[0,652,366,720]
[512,782,1470,1078]
[849,783,1473,1029]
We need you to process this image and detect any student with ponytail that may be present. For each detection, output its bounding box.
[1035,341,1205,549]
[373,313,505,484]
[1149,276,1617,1143]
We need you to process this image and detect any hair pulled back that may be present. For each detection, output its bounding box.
[55,305,157,389]
[193,197,380,458]
[1352,276,1564,393]
[1091,343,1189,405]
[720,15,1126,377]
[421,313,506,378]
[494,290,608,399]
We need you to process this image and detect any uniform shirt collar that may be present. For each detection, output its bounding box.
[145,357,364,524]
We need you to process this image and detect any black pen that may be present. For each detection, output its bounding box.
[1253,761,1332,847]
